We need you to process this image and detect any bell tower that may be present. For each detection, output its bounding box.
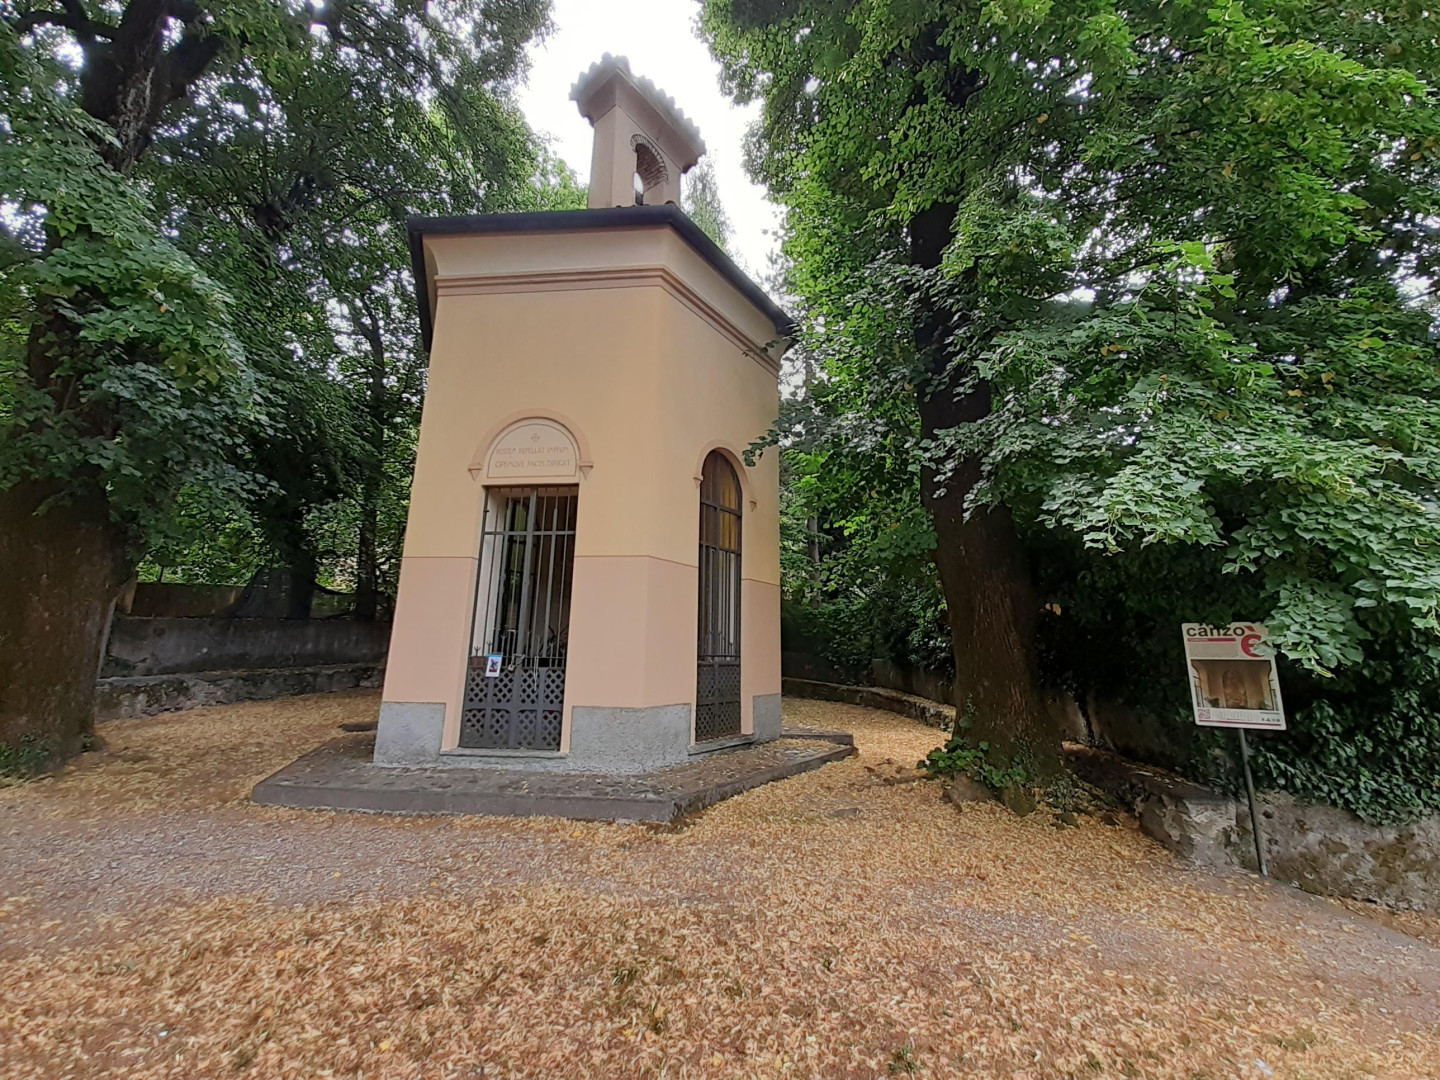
[571,54,707,208]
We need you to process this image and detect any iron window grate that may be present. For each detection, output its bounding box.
[461,487,578,751]
[696,453,742,741]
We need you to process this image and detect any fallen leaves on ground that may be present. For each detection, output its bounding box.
[1,694,1437,1079]
[10,692,369,815]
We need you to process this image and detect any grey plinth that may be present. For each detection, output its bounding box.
[752,693,783,742]
[375,698,782,772]
[375,700,694,773]
[566,703,693,772]
[373,701,446,765]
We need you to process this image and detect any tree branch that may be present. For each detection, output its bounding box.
[351,297,385,353]
[11,2,116,40]
[164,0,203,21]
[161,27,224,101]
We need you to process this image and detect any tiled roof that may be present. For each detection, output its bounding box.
[570,53,707,156]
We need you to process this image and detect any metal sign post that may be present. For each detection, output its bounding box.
[1181,623,1287,878]
[1236,730,1268,877]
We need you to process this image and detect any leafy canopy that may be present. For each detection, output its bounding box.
[132,0,571,587]
[3,0,568,574]
[704,0,1440,676]
[704,0,1440,818]
[0,26,252,543]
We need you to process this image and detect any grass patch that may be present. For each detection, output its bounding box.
[0,733,57,780]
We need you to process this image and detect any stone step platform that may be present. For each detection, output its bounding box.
[252,729,856,823]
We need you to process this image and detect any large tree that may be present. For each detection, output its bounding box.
[0,0,553,765]
[0,18,250,765]
[703,0,1440,784]
[142,3,574,618]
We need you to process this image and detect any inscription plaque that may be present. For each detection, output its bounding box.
[485,420,579,481]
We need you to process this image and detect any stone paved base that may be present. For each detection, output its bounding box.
[251,729,856,823]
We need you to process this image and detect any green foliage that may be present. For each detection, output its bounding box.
[780,439,952,678]
[977,263,1440,677]
[0,731,55,779]
[683,159,733,253]
[922,734,1027,793]
[0,26,254,548]
[137,486,271,586]
[704,0,1440,818]
[1236,641,1440,827]
[4,1,576,600]
[887,1044,920,1075]
[128,0,567,594]
[304,425,417,595]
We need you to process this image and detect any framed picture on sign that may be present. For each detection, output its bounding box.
[484,653,504,678]
[1181,624,1286,731]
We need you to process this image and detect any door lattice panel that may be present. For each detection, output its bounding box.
[695,661,741,742]
[462,663,567,750]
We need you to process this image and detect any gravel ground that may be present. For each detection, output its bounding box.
[2,691,1439,1079]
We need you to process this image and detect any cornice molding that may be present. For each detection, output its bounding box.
[408,206,794,351]
[433,265,782,377]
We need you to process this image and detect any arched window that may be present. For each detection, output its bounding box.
[696,451,742,741]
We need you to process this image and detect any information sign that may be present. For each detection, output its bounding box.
[1181,623,1286,731]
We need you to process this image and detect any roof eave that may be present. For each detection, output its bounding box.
[406,204,795,352]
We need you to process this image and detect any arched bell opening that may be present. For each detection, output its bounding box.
[632,138,668,205]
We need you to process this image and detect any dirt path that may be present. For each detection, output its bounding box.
[1,691,1438,1078]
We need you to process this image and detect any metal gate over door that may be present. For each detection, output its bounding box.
[462,487,578,750]
[696,452,742,741]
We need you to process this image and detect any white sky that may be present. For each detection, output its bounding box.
[515,0,782,279]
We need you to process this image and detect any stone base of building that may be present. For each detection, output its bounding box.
[373,695,785,773]
[253,726,854,823]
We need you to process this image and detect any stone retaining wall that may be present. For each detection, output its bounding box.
[102,616,391,677]
[1069,744,1440,912]
[869,659,956,711]
[786,677,1439,912]
[96,664,384,722]
[781,678,956,731]
[96,616,391,720]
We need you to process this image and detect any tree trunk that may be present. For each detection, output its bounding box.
[355,480,380,622]
[918,397,1061,778]
[286,559,315,621]
[353,308,387,622]
[0,1,225,772]
[0,482,127,766]
[910,205,1062,779]
[78,0,227,173]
